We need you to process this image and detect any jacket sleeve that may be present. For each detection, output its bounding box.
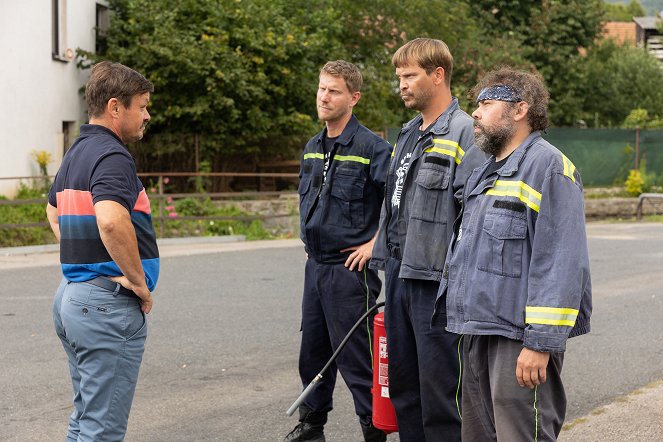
[524,171,591,352]
[369,138,393,202]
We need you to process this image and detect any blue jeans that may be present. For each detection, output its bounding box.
[384,257,462,442]
[53,278,147,441]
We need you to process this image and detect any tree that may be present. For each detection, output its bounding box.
[81,0,346,173]
[579,39,663,127]
[464,0,606,125]
[604,0,646,21]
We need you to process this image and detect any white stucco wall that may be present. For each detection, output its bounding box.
[0,0,100,197]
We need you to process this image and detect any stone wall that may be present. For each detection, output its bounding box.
[219,193,663,237]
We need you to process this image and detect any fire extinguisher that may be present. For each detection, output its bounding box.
[286,301,398,434]
[372,312,398,433]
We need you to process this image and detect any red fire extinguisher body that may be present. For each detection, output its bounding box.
[372,312,398,433]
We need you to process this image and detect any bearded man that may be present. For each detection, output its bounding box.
[433,67,592,441]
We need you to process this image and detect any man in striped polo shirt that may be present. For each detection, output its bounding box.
[46,61,159,441]
[286,60,391,442]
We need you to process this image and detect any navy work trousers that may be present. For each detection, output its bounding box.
[384,257,462,442]
[298,258,381,423]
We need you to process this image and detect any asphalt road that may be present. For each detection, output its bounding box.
[1,222,662,441]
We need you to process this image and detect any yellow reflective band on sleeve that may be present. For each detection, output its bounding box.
[561,153,576,182]
[392,144,396,157]
[424,139,465,165]
[304,153,324,160]
[334,154,371,165]
[486,180,542,212]
[525,306,579,327]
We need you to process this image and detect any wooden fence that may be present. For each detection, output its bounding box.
[0,172,299,237]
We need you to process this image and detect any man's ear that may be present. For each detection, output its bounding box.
[432,66,446,86]
[106,98,121,118]
[350,91,361,108]
[513,101,529,122]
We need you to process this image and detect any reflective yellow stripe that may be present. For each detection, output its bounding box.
[304,153,324,160]
[335,154,370,164]
[525,306,578,327]
[434,138,466,160]
[486,180,542,212]
[561,153,576,182]
[392,143,396,157]
[424,139,465,164]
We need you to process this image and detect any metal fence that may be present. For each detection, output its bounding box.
[386,127,663,187]
[0,172,299,237]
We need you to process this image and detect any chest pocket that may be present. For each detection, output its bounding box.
[477,211,527,278]
[411,162,450,223]
[328,166,366,228]
[298,172,322,220]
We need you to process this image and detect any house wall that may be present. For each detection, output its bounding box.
[0,1,101,197]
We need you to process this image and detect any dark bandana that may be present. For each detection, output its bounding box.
[477,84,522,103]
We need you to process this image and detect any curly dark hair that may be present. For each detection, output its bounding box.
[471,67,549,131]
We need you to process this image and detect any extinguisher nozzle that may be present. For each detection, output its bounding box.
[286,374,323,416]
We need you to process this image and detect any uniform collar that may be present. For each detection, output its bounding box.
[402,97,460,136]
[496,131,542,176]
[315,114,360,147]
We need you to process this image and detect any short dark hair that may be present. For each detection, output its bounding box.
[320,60,363,93]
[472,67,549,131]
[85,61,154,119]
[392,38,453,85]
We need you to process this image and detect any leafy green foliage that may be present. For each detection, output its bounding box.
[604,0,646,21]
[0,184,55,247]
[579,40,663,127]
[76,0,663,179]
[82,0,343,163]
[466,0,606,125]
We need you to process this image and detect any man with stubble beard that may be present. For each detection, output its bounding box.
[286,60,391,442]
[370,38,486,442]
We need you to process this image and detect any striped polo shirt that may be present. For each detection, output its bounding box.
[48,124,159,291]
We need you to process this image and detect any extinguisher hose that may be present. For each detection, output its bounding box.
[286,300,386,416]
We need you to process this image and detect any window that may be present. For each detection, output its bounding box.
[62,121,76,155]
[52,0,69,62]
[96,3,110,54]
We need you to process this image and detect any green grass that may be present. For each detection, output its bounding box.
[0,184,55,248]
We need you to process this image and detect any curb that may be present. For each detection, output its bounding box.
[0,235,246,257]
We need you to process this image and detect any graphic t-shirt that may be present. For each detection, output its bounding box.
[385,128,421,249]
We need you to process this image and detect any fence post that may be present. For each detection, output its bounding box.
[635,126,640,170]
[158,175,164,238]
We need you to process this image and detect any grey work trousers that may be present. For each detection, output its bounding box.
[462,335,566,442]
[53,278,147,441]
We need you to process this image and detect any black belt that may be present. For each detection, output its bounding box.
[85,276,137,297]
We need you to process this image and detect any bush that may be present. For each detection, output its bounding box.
[625,169,645,196]
[0,184,55,247]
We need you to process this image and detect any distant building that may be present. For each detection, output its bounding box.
[634,16,663,64]
[0,1,108,197]
[603,21,637,45]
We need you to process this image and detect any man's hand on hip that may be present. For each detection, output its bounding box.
[110,275,153,314]
[341,236,376,271]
